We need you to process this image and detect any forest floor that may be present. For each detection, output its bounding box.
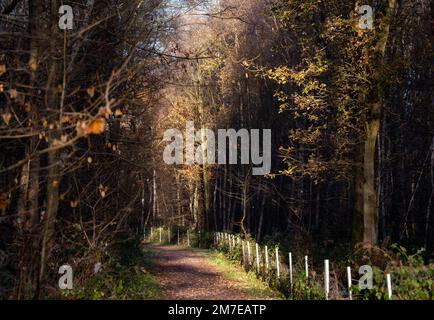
[151,245,281,300]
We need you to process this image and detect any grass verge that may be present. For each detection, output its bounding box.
[192,248,283,300]
[67,236,161,300]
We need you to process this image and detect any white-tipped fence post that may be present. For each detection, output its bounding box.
[150,227,153,241]
[289,252,293,288]
[386,274,392,299]
[275,248,280,278]
[232,235,236,248]
[168,228,171,243]
[265,246,269,271]
[177,229,180,245]
[187,230,190,246]
[159,227,162,243]
[143,227,146,240]
[255,243,260,271]
[347,266,352,300]
[247,241,251,266]
[324,259,330,300]
[305,255,309,279]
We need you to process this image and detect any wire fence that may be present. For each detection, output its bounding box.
[145,227,395,300]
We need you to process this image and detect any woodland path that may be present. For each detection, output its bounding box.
[151,245,261,300]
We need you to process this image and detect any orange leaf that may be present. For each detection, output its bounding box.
[86,118,106,135]
[0,64,6,76]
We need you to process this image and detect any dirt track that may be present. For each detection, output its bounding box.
[152,245,254,300]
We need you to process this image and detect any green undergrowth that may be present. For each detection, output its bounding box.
[66,236,161,300]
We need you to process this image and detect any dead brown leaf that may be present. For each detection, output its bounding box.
[87,87,95,97]
[2,112,12,125]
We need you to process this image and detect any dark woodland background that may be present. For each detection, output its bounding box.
[0,0,432,299]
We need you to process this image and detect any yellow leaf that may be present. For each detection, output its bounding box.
[70,200,79,208]
[114,108,123,117]
[87,156,93,164]
[0,64,6,75]
[2,112,12,125]
[28,57,37,72]
[62,116,71,124]
[98,184,108,198]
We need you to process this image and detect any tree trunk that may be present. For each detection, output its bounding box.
[353,0,396,246]
[37,0,61,297]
